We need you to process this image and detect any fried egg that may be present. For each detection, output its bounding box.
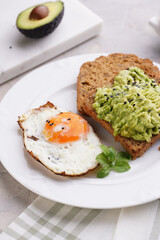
[18,101,101,176]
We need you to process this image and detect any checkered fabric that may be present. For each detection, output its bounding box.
[1,197,160,240]
[0,197,120,240]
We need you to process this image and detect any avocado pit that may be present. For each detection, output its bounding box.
[29,5,49,20]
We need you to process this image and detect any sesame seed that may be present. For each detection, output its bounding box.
[67,118,71,120]
[148,110,151,112]
[133,104,135,107]
[62,127,64,129]
[124,101,127,104]
[137,93,140,96]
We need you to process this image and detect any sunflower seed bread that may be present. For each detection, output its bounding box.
[77,53,160,159]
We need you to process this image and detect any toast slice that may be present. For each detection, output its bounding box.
[77,53,160,159]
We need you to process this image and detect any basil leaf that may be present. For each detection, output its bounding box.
[97,166,111,178]
[100,144,110,156]
[96,153,108,166]
[96,144,131,178]
[113,161,131,173]
[116,152,131,162]
[108,146,116,162]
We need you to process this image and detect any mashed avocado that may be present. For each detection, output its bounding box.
[93,67,160,142]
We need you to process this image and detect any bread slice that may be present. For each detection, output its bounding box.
[77,53,160,159]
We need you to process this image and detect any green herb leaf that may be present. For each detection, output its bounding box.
[100,144,110,156]
[96,153,108,166]
[116,152,131,162]
[96,144,131,178]
[113,161,131,173]
[97,166,111,178]
[108,146,116,162]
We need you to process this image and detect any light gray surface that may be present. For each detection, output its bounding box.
[0,0,160,233]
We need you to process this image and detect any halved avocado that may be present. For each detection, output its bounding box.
[16,1,64,38]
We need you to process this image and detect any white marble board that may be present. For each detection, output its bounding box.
[0,0,103,84]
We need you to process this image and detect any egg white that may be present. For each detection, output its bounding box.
[18,102,101,176]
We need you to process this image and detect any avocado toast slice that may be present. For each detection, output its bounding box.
[77,53,160,159]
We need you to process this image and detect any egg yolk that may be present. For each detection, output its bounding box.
[43,112,89,143]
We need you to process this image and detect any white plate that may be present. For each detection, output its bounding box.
[0,53,160,209]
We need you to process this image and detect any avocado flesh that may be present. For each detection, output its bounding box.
[16,1,64,38]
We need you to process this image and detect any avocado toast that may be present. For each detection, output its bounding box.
[77,53,160,159]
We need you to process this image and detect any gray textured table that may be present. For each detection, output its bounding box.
[0,0,160,233]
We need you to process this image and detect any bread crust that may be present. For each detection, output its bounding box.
[77,53,160,159]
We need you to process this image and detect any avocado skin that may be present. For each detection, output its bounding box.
[17,7,64,38]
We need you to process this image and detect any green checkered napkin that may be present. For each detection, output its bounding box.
[0,197,120,240]
[1,197,160,240]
